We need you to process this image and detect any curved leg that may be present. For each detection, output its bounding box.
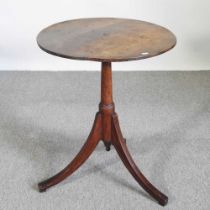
[38,112,102,192]
[111,113,168,206]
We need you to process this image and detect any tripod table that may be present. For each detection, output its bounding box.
[37,18,176,206]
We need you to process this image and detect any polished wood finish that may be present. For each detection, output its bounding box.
[38,62,168,206]
[37,18,176,206]
[38,112,102,192]
[111,113,168,206]
[37,18,176,62]
[100,62,113,151]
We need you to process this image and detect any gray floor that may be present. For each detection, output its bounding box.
[0,71,210,210]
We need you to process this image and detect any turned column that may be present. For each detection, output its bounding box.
[99,62,114,150]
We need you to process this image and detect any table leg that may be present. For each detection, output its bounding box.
[111,113,168,206]
[38,112,102,192]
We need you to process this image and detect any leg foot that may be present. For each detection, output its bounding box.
[158,197,168,206]
[111,113,168,206]
[38,184,47,192]
[38,112,102,192]
[106,146,111,151]
[103,141,111,151]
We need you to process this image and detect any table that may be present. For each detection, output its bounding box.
[37,18,176,206]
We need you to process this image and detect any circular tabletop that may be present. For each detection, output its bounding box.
[37,18,176,62]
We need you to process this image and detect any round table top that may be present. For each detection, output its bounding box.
[37,18,176,62]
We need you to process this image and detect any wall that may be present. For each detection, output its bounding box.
[1,0,210,71]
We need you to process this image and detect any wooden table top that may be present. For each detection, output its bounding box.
[37,18,176,62]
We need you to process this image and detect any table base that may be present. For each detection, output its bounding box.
[38,62,168,206]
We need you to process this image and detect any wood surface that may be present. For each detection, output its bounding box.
[37,18,175,206]
[37,18,176,62]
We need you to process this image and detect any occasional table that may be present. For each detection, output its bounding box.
[37,18,176,206]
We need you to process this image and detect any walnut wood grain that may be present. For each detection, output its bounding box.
[37,18,176,62]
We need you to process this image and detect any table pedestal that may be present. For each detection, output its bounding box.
[38,62,168,206]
